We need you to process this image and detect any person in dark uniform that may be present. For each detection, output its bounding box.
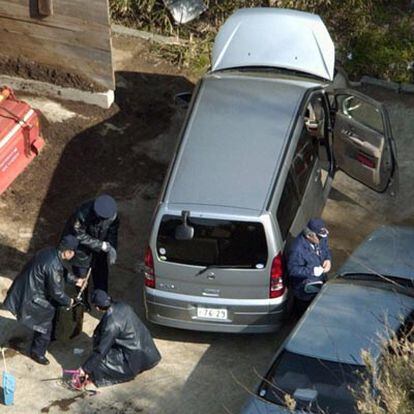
[3,235,81,365]
[287,218,332,312]
[79,290,161,387]
[61,194,119,293]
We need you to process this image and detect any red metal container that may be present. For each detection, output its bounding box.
[0,87,45,195]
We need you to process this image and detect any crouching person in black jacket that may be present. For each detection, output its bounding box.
[3,235,81,365]
[79,290,161,387]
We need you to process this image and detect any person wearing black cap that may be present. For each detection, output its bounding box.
[3,235,82,365]
[61,194,119,293]
[287,218,332,312]
[78,290,161,387]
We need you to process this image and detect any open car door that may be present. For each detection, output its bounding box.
[333,89,397,193]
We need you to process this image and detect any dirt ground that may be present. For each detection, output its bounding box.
[0,53,107,92]
[0,34,414,414]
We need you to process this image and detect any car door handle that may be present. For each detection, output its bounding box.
[342,130,379,156]
[202,288,220,297]
[342,128,364,145]
[315,169,321,182]
[347,135,380,155]
[347,134,364,146]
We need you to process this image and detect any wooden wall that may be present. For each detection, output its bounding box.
[0,0,114,90]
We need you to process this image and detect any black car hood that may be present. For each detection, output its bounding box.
[338,225,414,282]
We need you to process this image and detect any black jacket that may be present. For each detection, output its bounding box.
[62,199,119,267]
[3,247,72,334]
[83,302,161,387]
[62,200,119,268]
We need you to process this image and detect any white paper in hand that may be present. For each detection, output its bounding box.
[313,266,324,277]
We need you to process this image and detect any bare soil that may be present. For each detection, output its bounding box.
[0,35,193,269]
[0,53,107,92]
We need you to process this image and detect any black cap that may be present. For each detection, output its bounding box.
[91,289,112,308]
[94,194,117,219]
[307,218,328,238]
[59,235,79,251]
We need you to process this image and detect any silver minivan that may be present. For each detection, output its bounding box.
[143,8,397,333]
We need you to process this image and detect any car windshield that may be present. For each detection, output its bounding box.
[157,215,268,268]
[261,351,365,414]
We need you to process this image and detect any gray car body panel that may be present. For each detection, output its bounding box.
[241,225,414,413]
[165,73,318,212]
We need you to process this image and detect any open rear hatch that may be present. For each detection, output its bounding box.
[212,8,335,81]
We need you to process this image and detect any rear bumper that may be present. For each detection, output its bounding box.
[144,288,290,333]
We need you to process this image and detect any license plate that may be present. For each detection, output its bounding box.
[197,307,228,320]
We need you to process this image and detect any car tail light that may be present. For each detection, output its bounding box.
[269,253,285,298]
[144,247,155,288]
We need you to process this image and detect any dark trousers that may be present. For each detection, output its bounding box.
[31,328,52,357]
[74,251,109,293]
[92,252,109,293]
[294,297,312,316]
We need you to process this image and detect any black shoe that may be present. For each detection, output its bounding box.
[31,353,50,365]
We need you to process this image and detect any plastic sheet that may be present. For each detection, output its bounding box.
[2,372,15,405]
[163,0,207,24]
[1,348,15,406]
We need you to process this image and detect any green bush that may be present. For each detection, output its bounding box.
[109,0,414,82]
[346,16,414,82]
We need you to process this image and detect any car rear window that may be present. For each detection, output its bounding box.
[260,351,365,414]
[157,215,268,268]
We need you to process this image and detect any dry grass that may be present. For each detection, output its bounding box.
[355,333,414,414]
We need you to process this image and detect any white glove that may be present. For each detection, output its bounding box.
[107,246,117,265]
[313,266,324,277]
[101,241,110,252]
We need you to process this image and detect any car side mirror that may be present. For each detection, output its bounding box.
[174,92,192,109]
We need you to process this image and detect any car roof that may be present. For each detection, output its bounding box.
[285,282,414,365]
[338,225,414,282]
[165,73,317,213]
